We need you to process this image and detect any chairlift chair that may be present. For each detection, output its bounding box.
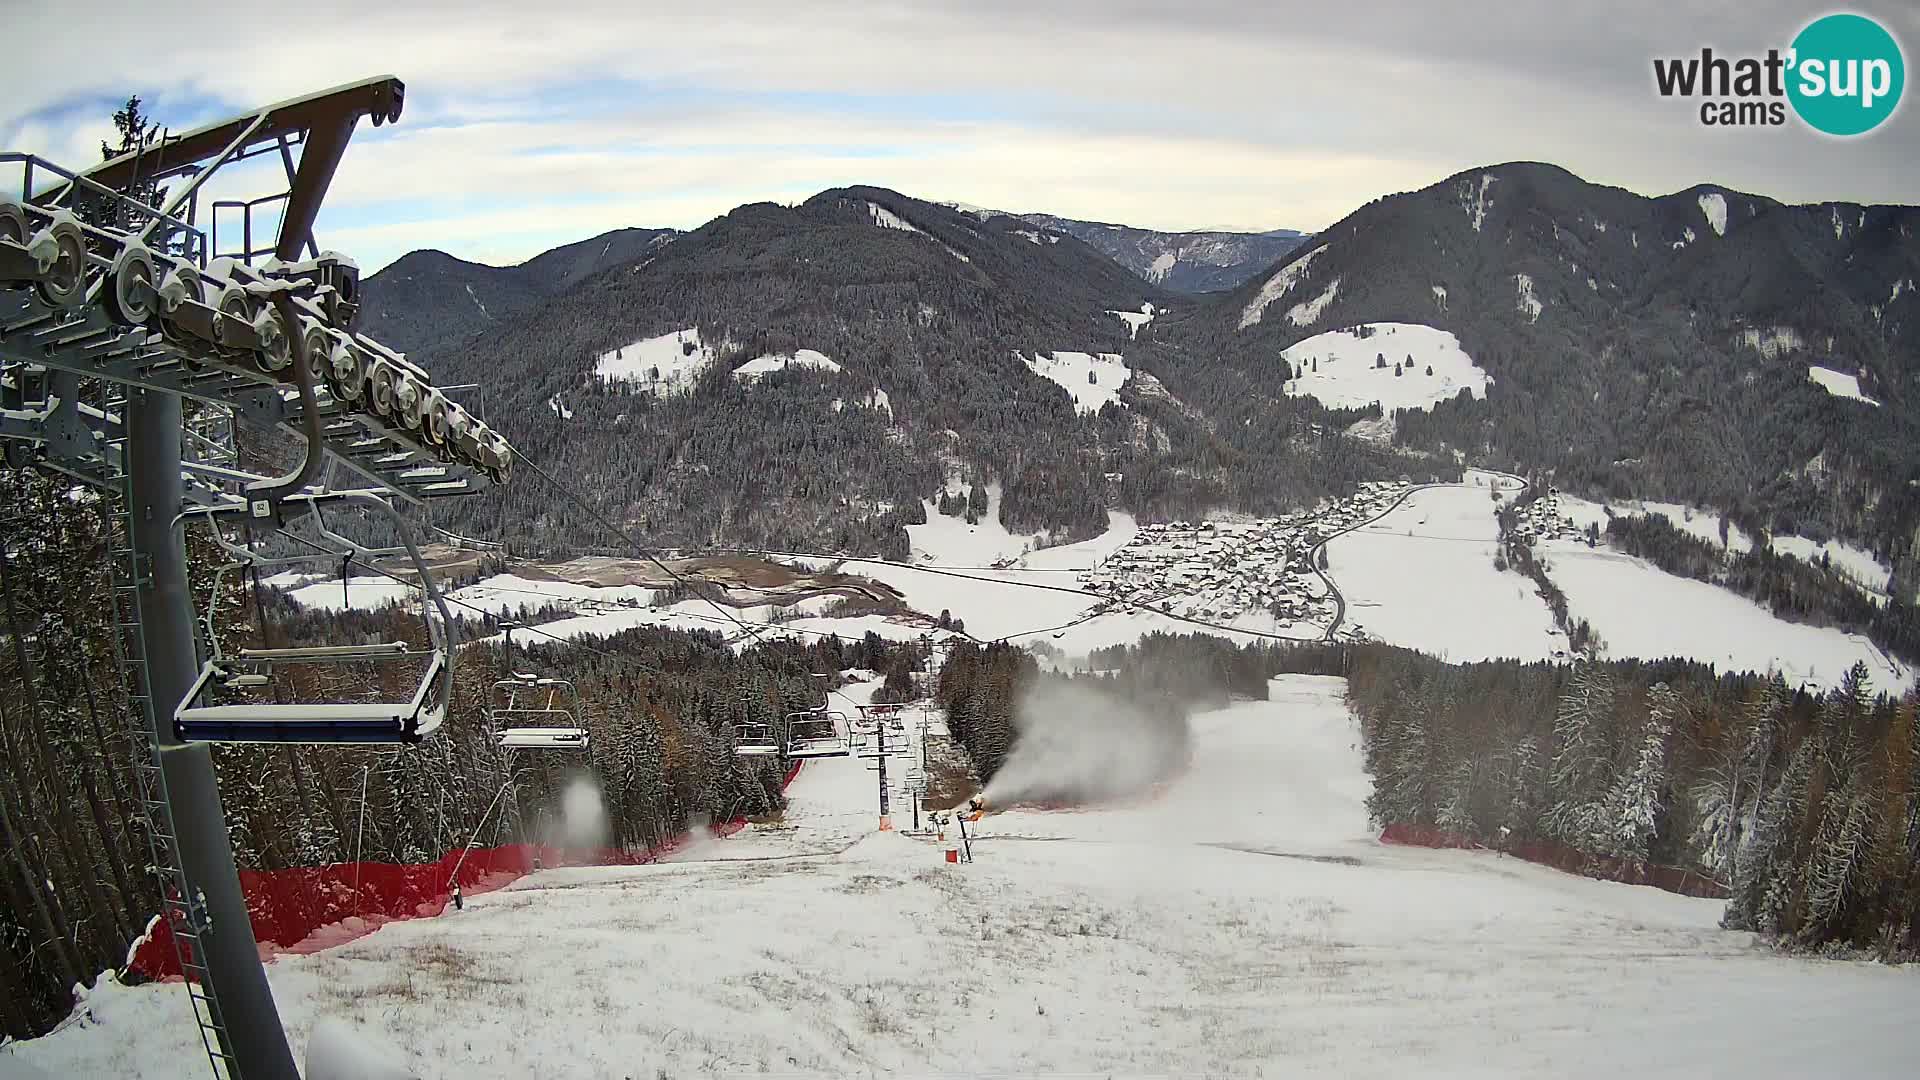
[733,716,782,757]
[784,710,851,758]
[173,492,458,745]
[491,673,589,752]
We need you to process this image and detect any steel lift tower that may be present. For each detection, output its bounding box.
[0,77,515,1078]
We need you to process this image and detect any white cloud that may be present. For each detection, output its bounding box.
[3,1,1910,273]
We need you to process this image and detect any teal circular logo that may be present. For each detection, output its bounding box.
[1788,13,1905,136]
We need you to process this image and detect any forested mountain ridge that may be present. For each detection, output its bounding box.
[415,186,1269,554]
[1012,213,1308,294]
[357,226,680,358]
[1163,161,1920,583]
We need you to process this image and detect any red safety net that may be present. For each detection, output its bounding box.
[1378,822,1729,899]
[130,759,807,980]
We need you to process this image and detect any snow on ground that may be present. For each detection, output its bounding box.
[1280,323,1491,413]
[1286,279,1339,327]
[1327,484,1565,661]
[544,393,572,420]
[592,328,715,395]
[1106,302,1156,339]
[830,387,892,418]
[1553,494,1757,554]
[1019,350,1130,415]
[1018,511,1139,570]
[1515,272,1542,322]
[284,576,417,612]
[731,348,842,381]
[18,675,1916,1079]
[446,574,656,616]
[1770,535,1893,597]
[1699,192,1728,236]
[1738,325,1803,358]
[867,202,920,232]
[1539,540,1908,691]
[1238,243,1326,329]
[905,482,1042,565]
[1808,365,1881,406]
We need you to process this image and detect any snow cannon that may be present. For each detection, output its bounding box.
[965,795,987,821]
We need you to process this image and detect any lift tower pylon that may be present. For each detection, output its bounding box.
[1,76,517,1079]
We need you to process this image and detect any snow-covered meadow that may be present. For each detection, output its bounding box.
[1327,484,1565,662]
[592,327,716,395]
[1280,323,1491,413]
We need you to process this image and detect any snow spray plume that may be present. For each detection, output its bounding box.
[981,678,1190,808]
[560,773,609,849]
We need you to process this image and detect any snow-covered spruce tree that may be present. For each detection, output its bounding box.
[1803,772,1877,943]
[1604,680,1679,861]
[1727,726,1817,932]
[1543,663,1615,848]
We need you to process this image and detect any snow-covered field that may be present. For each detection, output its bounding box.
[1544,495,1894,602]
[903,481,1045,566]
[15,675,1915,1079]
[1018,350,1130,415]
[1553,494,1757,553]
[1538,541,1907,692]
[1328,484,1565,662]
[1771,534,1893,597]
[731,348,841,381]
[1323,481,1906,688]
[592,328,716,394]
[1106,302,1156,339]
[1808,365,1880,406]
[1280,323,1491,413]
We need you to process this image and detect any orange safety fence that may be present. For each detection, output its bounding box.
[131,758,807,980]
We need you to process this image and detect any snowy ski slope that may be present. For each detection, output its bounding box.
[12,675,1914,1078]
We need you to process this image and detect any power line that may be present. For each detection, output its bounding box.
[501,444,1342,646]
[508,448,891,710]
[695,546,1332,645]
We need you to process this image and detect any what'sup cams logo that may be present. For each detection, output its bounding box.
[1654,12,1905,135]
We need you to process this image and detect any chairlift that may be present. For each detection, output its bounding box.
[785,710,851,758]
[490,666,589,752]
[733,716,782,757]
[173,491,458,745]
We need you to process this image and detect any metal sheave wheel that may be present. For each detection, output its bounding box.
[423,390,452,446]
[103,244,157,326]
[30,217,88,308]
[300,321,332,387]
[394,376,425,432]
[328,341,366,401]
[157,263,203,314]
[252,302,292,373]
[368,361,397,417]
[211,284,255,350]
[0,200,27,246]
[0,200,32,284]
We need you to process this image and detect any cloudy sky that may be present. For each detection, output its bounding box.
[3,1,1912,272]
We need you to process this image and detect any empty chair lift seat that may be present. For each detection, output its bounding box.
[174,642,448,744]
[498,727,590,750]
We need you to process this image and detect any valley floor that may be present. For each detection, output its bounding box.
[7,677,1914,1078]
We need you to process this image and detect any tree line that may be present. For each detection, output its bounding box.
[1347,645,1918,958]
[0,465,946,1039]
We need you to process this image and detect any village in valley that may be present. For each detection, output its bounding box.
[1077,480,1415,627]
[1502,487,1602,546]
